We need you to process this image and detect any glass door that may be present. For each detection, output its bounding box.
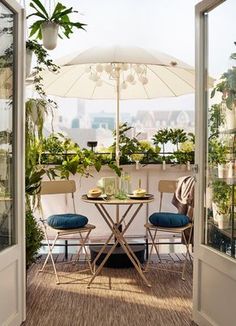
[0,1,25,325]
[194,1,236,325]
[0,0,15,251]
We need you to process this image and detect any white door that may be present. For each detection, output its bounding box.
[0,1,25,325]
[193,0,236,325]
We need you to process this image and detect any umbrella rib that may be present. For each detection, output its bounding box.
[64,70,88,97]
[165,66,195,90]
[42,66,76,92]
[147,65,178,96]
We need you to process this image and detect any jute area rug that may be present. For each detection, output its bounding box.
[24,255,194,326]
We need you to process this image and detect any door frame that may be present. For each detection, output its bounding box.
[194,0,236,325]
[0,0,25,325]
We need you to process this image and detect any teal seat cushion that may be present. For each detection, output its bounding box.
[149,212,189,228]
[47,214,88,229]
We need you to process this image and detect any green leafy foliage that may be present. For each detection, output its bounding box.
[211,61,236,110]
[208,138,228,166]
[25,210,44,268]
[212,180,232,215]
[169,128,188,150]
[152,128,171,154]
[27,0,86,40]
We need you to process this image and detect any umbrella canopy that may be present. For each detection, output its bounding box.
[40,46,196,166]
[42,46,195,99]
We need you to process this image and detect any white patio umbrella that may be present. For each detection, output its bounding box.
[40,46,196,166]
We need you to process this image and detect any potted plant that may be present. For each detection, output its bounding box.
[208,138,231,178]
[152,128,171,169]
[27,0,86,50]
[211,52,236,130]
[212,180,232,229]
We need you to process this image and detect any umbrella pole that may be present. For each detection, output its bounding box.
[115,66,120,168]
[115,66,121,224]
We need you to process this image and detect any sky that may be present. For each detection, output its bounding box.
[24,0,236,120]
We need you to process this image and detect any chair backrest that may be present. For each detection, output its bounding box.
[40,180,76,195]
[40,180,77,214]
[158,180,178,211]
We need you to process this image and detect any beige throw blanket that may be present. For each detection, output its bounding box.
[171,175,195,221]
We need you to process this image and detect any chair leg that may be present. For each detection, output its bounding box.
[145,228,161,271]
[78,230,94,274]
[39,233,60,284]
[181,228,193,281]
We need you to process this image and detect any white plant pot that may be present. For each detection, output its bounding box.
[162,160,166,170]
[41,22,59,50]
[212,203,229,229]
[225,107,236,130]
[218,162,233,178]
[217,214,230,229]
[26,49,33,78]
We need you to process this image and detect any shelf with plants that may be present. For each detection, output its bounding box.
[206,49,236,258]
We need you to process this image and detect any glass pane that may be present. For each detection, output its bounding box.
[0,3,14,251]
[205,0,236,258]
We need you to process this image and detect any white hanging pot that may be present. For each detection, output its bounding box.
[26,49,33,78]
[41,22,59,50]
[225,107,236,130]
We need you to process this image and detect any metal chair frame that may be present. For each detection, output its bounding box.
[145,179,193,280]
[38,180,95,284]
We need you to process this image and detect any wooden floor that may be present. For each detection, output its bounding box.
[24,254,195,326]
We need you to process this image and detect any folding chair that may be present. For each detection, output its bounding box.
[145,179,193,280]
[38,180,95,284]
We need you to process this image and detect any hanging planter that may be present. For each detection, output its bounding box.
[41,22,59,50]
[27,0,86,51]
[26,48,33,77]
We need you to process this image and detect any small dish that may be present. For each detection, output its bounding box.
[127,193,154,200]
[86,193,107,200]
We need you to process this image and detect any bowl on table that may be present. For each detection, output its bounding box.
[87,188,102,198]
[132,188,147,197]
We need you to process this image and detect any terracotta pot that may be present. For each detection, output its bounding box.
[41,22,59,50]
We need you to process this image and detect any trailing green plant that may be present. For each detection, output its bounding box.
[41,133,121,177]
[27,0,86,40]
[209,103,225,136]
[26,39,59,110]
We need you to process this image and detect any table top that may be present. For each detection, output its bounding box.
[81,194,154,205]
